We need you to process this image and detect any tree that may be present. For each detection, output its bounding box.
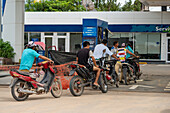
[91,0,121,11]
[122,0,142,11]
[133,0,142,11]
[25,0,86,12]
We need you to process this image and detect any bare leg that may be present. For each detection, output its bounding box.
[93,66,101,86]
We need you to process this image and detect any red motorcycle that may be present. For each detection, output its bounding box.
[9,61,62,101]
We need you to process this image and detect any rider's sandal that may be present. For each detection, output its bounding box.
[93,84,100,88]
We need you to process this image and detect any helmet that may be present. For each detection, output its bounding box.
[27,41,37,48]
[121,43,126,47]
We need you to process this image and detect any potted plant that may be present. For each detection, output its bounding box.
[0,39,16,65]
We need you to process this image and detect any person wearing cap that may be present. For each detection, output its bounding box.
[19,41,54,73]
[93,39,119,60]
[115,43,139,83]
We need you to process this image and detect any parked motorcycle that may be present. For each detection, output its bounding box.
[9,61,62,101]
[69,64,108,96]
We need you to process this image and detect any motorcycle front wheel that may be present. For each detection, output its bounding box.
[11,80,29,101]
[51,79,63,98]
[69,75,84,96]
[99,73,108,93]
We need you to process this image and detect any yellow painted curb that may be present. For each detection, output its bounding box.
[139,62,147,64]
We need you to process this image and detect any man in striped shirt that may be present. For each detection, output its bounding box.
[115,43,139,83]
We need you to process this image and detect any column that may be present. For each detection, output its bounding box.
[161,33,167,61]
[2,0,25,62]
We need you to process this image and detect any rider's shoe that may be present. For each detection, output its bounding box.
[110,79,114,84]
[37,87,45,91]
[119,80,124,84]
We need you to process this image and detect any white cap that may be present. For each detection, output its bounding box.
[121,43,126,47]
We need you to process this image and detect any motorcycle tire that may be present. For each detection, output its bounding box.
[69,75,84,96]
[99,73,108,93]
[123,68,130,85]
[11,80,29,101]
[51,79,63,98]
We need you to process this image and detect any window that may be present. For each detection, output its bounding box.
[135,33,161,59]
[24,33,28,46]
[45,33,53,36]
[167,33,170,37]
[57,33,66,36]
[30,33,41,42]
[70,33,82,53]
[108,33,133,49]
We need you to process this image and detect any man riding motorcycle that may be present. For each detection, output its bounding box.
[93,39,119,83]
[115,43,139,83]
[19,41,54,91]
[76,41,100,87]
[93,39,119,60]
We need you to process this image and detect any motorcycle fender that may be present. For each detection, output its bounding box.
[9,78,19,88]
[69,69,76,76]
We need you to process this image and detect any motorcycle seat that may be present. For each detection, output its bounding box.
[11,69,30,77]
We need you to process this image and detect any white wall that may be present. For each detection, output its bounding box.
[25,12,170,25]
[2,0,25,62]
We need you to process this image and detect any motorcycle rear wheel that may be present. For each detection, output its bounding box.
[69,75,84,96]
[11,80,29,101]
[51,79,63,98]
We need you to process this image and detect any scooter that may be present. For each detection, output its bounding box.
[9,61,62,101]
[69,64,108,96]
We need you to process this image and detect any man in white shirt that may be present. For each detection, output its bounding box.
[93,39,119,60]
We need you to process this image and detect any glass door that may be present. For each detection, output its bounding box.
[45,37,52,57]
[58,38,65,52]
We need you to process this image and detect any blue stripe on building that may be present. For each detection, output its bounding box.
[2,0,7,16]
[25,24,170,33]
[25,25,82,32]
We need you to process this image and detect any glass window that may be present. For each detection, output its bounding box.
[24,33,28,46]
[70,33,82,53]
[135,33,161,59]
[30,33,41,42]
[108,33,133,49]
[45,33,53,36]
[167,33,170,37]
[57,33,66,36]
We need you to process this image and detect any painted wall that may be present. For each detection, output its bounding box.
[25,12,170,25]
[2,0,25,62]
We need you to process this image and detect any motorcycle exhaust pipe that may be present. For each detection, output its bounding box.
[18,88,36,94]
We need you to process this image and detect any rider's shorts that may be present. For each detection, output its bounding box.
[86,65,93,72]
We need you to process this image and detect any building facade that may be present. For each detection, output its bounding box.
[23,12,170,62]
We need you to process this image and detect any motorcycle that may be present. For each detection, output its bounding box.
[127,57,142,80]
[122,57,141,85]
[9,61,62,101]
[97,57,119,88]
[69,64,108,96]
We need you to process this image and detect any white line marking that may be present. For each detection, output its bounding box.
[136,79,143,82]
[129,85,139,89]
[164,89,170,91]
[129,85,155,90]
[157,65,170,67]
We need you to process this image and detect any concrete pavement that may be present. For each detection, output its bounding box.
[0,87,170,113]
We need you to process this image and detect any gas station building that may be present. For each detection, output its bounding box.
[1,0,170,63]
